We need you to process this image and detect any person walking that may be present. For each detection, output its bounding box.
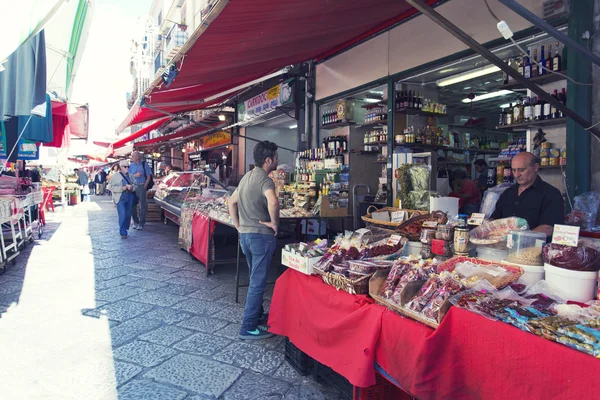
[228,141,279,340]
[74,168,89,202]
[129,152,152,230]
[95,169,107,195]
[108,160,135,239]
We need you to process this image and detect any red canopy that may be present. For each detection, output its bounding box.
[134,122,226,148]
[118,0,438,131]
[111,117,170,150]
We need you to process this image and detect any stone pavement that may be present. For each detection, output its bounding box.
[0,196,345,400]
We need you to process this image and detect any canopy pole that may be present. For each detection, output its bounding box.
[405,0,600,140]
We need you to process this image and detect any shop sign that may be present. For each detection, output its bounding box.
[197,131,231,151]
[237,80,294,122]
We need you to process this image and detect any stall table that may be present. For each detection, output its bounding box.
[269,269,600,399]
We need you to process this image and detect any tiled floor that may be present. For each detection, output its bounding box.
[0,196,344,399]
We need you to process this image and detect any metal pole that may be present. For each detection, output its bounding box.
[405,0,600,140]
[497,0,600,68]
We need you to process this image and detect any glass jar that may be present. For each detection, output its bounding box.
[453,227,469,254]
[435,225,453,241]
[420,228,436,245]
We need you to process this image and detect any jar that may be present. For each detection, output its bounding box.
[435,225,453,240]
[496,165,505,184]
[541,157,549,166]
[431,239,452,257]
[420,228,436,244]
[549,157,559,166]
[420,244,433,259]
[454,227,469,254]
[541,142,551,149]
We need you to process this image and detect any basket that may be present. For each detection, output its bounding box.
[437,256,523,289]
[314,268,374,295]
[313,361,353,400]
[396,211,448,241]
[284,338,313,376]
[369,269,442,329]
[362,206,428,230]
[362,238,408,261]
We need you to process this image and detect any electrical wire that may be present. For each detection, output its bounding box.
[483,0,501,23]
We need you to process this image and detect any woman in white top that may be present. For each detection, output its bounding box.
[108,160,135,239]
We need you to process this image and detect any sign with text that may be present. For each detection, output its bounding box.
[197,131,232,151]
[237,80,294,122]
[552,224,580,247]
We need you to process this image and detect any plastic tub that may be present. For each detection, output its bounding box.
[544,263,598,302]
[406,241,422,257]
[506,231,546,266]
[502,260,545,286]
[476,245,508,262]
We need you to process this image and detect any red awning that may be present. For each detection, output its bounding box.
[68,105,89,139]
[134,122,226,148]
[111,117,170,149]
[118,0,438,131]
[93,141,111,148]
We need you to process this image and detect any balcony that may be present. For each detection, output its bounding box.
[164,25,188,63]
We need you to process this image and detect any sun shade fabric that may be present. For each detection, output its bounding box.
[134,122,225,148]
[118,0,437,131]
[111,117,170,149]
[68,105,89,139]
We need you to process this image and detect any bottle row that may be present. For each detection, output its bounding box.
[502,41,564,84]
[322,135,348,155]
[322,110,341,126]
[498,88,567,126]
[365,106,388,123]
[394,89,447,115]
[363,129,388,144]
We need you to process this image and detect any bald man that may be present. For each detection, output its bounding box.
[491,152,564,237]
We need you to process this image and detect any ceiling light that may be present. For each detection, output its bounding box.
[439,68,458,74]
[181,148,186,153]
[461,90,514,103]
[218,114,226,121]
[499,103,511,108]
[364,98,382,103]
[289,124,298,129]
[463,86,471,90]
[437,65,501,87]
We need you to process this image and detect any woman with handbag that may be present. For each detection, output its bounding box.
[108,160,136,239]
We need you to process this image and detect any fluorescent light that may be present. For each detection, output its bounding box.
[499,103,511,108]
[218,114,226,121]
[289,124,298,129]
[437,65,501,87]
[364,98,382,103]
[461,90,513,103]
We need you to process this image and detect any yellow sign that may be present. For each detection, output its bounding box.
[198,131,231,151]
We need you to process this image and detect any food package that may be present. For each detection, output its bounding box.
[390,267,430,304]
[406,275,443,313]
[453,261,510,288]
[382,259,416,298]
[527,315,577,339]
[569,191,600,230]
[479,183,512,218]
[421,277,465,321]
[469,217,529,245]
[522,280,568,312]
[542,242,600,271]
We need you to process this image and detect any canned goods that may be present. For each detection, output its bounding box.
[454,227,469,254]
[541,157,550,166]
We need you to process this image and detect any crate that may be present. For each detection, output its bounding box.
[353,372,413,400]
[313,361,353,400]
[146,201,162,222]
[284,338,314,376]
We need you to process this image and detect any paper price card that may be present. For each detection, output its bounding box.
[552,224,580,247]
[468,213,486,226]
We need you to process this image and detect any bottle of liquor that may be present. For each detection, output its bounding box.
[553,41,562,72]
[524,50,532,79]
[499,108,506,126]
[506,103,513,125]
[503,59,510,84]
[403,91,410,109]
[418,92,423,109]
[559,88,567,118]
[551,89,560,119]
[533,96,542,121]
[523,96,532,122]
[538,45,546,76]
[542,97,551,120]
[517,56,524,76]
[545,45,553,72]
[531,48,538,78]
[513,98,523,124]
[413,92,419,109]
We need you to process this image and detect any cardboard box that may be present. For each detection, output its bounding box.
[281,249,322,275]
[320,197,349,217]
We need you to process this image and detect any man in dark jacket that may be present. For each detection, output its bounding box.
[95,170,107,195]
[74,168,89,202]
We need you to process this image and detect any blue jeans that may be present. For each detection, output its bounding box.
[239,233,277,332]
[117,192,134,236]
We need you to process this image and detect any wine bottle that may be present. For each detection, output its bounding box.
[503,59,510,84]
[517,56,524,76]
[545,45,553,72]
[524,50,532,79]
[553,41,562,72]
[538,46,546,76]
[533,97,542,121]
[531,48,538,78]
[523,96,532,122]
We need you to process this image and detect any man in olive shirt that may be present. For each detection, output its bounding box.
[491,152,564,237]
[228,141,279,340]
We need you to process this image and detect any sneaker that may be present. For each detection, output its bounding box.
[131,224,138,230]
[136,225,143,230]
[258,312,269,327]
[239,326,274,340]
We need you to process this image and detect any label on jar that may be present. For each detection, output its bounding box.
[431,239,446,255]
[543,103,551,117]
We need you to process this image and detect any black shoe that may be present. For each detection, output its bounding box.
[258,312,269,327]
[239,326,274,340]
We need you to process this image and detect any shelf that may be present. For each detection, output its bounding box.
[499,70,568,90]
[321,120,356,130]
[393,143,500,154]
[358,120,387,128]
[361,101,387,109]
[352,150,379,155]
[395,108,446,118]
[540,165,565,170]
[495,118,567,131]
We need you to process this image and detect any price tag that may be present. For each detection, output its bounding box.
[391,211,406,223]
[468,213,486,226]
[387,234,403,246]
[355,228,371,236]
[431,239,445,255]
[423,221,438,228]
[552,224,580,247]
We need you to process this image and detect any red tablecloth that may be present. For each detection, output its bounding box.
[268,270,383,387]
[376,306,600,400]
[190,213,215,265]
[271,268,600,398]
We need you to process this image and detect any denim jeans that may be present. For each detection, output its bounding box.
[117,192,134,236]
[239,233,277,332]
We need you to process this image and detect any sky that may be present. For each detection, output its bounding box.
[70,0,154,144]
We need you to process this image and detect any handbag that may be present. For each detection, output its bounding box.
[142,161,154,190]
[120,172,139,205]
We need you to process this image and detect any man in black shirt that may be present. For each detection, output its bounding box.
[491,152,564,237]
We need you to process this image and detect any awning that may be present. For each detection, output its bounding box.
[134,122,226,149]
[111,117,170,150]
[67,104,89,139]
[118,0,439,131]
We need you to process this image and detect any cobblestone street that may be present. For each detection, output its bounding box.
[0,196,343,400]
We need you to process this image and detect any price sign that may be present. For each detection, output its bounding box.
[423,221,438,228]
[468,213,486,226]
[387,234,403,246]
[552,224,580,247]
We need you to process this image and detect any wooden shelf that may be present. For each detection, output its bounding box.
[495,118,567,131]
[499,70,568,90]
[321,120,356,130]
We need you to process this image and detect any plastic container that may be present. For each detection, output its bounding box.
[502,260,545,286]
[506,230,546,266]
[406,241,422,257]
[544,263,598,302]
[476,245,508,262]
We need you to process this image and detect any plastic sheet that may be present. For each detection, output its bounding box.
[542,242,600,272]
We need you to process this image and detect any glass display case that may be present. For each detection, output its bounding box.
[154,171,209,211]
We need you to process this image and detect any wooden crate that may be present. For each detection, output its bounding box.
[146,201,162,222]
